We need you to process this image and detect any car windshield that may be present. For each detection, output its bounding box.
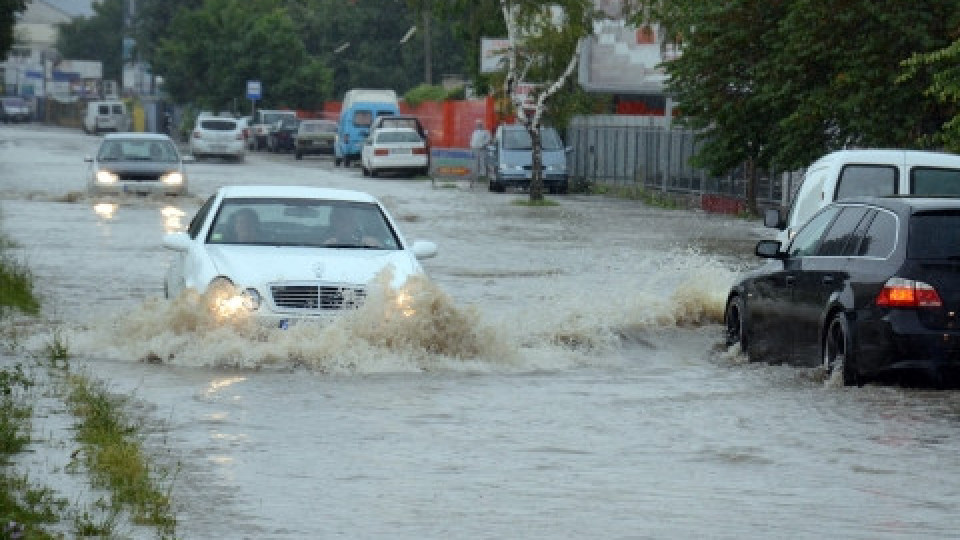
[207,198,400,249]
[301,121,336,134]
[908,211,960,259]
[262,112,294,125]
[97,139,179,162]
[376,131,421,144]
[502,128,563,150]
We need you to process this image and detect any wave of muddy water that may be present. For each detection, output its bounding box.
[6,125,960,540]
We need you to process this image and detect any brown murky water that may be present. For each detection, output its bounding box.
[2,124,959,539]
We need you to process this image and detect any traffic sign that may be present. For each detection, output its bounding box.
[246,80,262,100]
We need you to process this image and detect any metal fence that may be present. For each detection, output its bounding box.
[567,116,800,207]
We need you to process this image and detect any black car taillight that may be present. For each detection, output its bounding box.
[875,277,943,308]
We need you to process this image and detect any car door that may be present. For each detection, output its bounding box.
[754,205,842,364]
[790,205,870,365]
[167,195,216,296]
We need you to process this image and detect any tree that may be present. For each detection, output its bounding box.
[0,0,27,60]
[153,0,332,111]
[498,1,635,201]
[900,37,960,153]
[55,0,124,81]
[639,0,959,213]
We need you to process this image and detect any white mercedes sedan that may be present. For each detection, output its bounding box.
[161,185,438,325]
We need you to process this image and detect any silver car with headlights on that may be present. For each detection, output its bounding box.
[86,133,191,196]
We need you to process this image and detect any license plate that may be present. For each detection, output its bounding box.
[393,148,411,154]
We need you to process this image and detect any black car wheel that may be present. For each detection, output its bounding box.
[724,295,748,355]
[823,312,859,386]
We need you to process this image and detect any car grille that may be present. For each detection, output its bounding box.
[118,173,162,182]
[270,284,367,311]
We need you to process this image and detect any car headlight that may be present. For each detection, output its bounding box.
[206,278,261,320]
[95,170,118,184]
[161,171,184,185]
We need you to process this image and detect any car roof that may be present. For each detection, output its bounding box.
[217,185,380,203]
[102,133,174,142]
[838,195,960,212]
[813,148,960,166]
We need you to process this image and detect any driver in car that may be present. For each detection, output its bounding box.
[324,207,382,248]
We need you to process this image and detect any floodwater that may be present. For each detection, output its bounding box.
[3,124,960,539]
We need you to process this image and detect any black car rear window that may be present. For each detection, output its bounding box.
[200,119,237,131]
[908,211,960,259]
[911,167,960,196]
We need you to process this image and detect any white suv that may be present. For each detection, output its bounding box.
[189,115,246,162]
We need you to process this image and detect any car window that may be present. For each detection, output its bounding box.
[353,110,373,127]
[188,195,217,239]
[111,104,124,114]
[502,128,563,150]
[98,104,109,115]
[835,164,897,199]
[788,205,841,257]
[815,206,870,256]
[858,209,897,258]
[99,139,178,162]
[908,211,960,259]
[207,198,400,249]
[911,167,960,196]
[376,131,421,144]
[199,119,238,131]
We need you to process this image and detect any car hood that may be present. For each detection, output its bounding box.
[97,160,182,173]
[206,245,423,288]
[500,148,567,168]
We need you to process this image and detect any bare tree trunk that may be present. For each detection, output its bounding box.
[530,126,544,201]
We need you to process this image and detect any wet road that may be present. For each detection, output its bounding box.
[2,124,960,539]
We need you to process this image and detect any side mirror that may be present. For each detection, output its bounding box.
[764,207,786,230]
[162,232,193,252]
[411,240,438,260]
[755,239,784,259]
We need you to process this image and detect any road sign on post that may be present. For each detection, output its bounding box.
[246,80,261,120]
[246,80,262,100]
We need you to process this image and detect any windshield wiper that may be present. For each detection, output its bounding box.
[324,243,384,249]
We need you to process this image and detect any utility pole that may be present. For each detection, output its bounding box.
[423,9,432,85]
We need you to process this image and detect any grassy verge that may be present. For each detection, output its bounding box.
[1,226,178,538]
[586,182,683,209]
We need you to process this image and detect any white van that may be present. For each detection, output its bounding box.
[83,100,130,134]
[767,149,960,240]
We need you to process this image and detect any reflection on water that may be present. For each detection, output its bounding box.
[161,205,186,233]
[93,202,117,219]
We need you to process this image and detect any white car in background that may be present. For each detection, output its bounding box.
[189,115,246,162]
[360,127,429,177]
[161,185,438,325]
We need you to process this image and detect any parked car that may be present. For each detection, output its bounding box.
[725,196,960,386]
[161,185,438,326]
[360,127,429,178]
[294,119,338,159]
[82,100,130,134]
[189,115,246,162]
[86,133,191,196]
[249,109,297,150]
[769,149,960,242]
[267,116,300,153]
[0,96,30,123]
[485,125,570,194]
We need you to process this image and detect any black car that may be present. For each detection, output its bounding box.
[267,116,300,153]
[724,196,960,386]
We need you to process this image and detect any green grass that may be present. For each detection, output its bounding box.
[587,182,683,209]
[0,253,40,317]
[65,371,177,535]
